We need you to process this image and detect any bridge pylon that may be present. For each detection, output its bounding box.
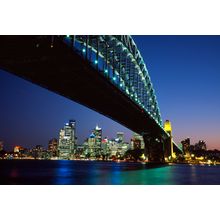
[143,133,165,163]
[163,120,174,161]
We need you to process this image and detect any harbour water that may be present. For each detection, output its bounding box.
[1,160,220,185]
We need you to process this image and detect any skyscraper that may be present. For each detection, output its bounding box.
[48,138,58,157]
[58,120,76,159]
[94,125,102,148]
[88,133,96,148]
[87,133,96,157]
[116,132,124,143]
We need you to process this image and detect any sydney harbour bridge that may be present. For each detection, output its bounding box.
[0,35,181,162]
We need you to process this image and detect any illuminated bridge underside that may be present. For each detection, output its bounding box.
[0,36,170,142]
[66,35,163,126]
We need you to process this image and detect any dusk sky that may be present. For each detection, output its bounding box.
[1,35,220,150]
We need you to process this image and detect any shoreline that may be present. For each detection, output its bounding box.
[1,158,219,166]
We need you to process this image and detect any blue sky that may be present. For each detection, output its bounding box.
[133,36,220,149]
[1,36,220,150]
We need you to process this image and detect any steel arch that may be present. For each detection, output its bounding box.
[62,35,163,127]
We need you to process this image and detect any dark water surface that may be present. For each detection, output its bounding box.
[1,160,220,185]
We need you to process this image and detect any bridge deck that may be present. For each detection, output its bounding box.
[0,36,168,140]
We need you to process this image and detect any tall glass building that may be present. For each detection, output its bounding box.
[94,125,102,148]
[58,120,76,159]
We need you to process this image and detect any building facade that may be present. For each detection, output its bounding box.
[58,120,76,159]
[116,132,124,143]
[48,138,58,157]
[94,125,102,148]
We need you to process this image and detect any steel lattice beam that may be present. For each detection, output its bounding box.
[63,35,163,128]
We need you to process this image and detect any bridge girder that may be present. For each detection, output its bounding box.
[62,35,163,127]
[0,36,179,157]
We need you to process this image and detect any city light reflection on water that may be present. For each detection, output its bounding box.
[53,160,75,185]
[1,160,220,185]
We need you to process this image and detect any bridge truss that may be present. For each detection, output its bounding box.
[60,35,163,128]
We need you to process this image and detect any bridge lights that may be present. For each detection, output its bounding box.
[119,83,123,87]
[66,35,70,38]
[82,48,86,53]
[113,76,116,81]
[94,60,98,64]
[104,69,108,74]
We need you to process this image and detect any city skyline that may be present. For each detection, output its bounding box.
[0,116,210,151]
[1,36,220,150]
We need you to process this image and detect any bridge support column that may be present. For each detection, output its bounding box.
[143,135,165,163]
[164,120,174,161]
[163,136,174,161]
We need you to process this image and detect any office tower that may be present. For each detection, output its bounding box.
[94,125,102,148]
[58,120,76,159]
[48,138,58,157]
[116,132,124,143]
[88,133,96,148]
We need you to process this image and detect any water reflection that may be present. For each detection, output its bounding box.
[1,160,220,184]
[189,165,198,184]
[10,168,19,178]
[108,166,172,185]
[53,160,75,184]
